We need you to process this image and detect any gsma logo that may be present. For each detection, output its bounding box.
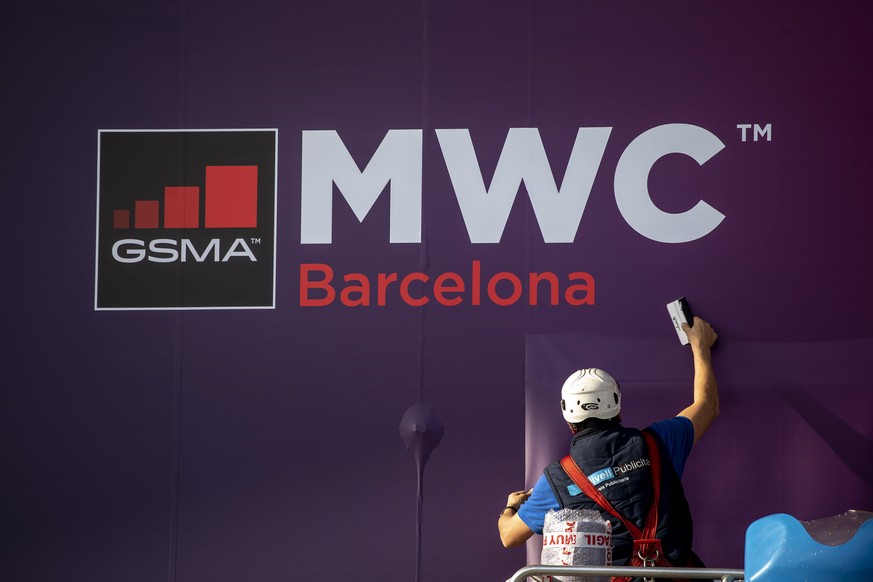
[95,129,277,310]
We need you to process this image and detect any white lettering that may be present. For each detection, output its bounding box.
[301,129,422,243]
[110,238,256,263]
[148,239,179,263]
[755,123,772,142]
[614,123,725,243]
[222,238,257,261]
[300,125,726,246]
[112,239,146,263]
[181,238,219,262]
[436,128,611,243]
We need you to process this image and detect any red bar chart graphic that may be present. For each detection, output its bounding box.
[164,186,200,228]
[113,165,257,229]
[113,209,130,229]
[134,200,159,229]
[206,166,258,228]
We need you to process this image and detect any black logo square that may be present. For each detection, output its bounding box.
[95,129,277,310]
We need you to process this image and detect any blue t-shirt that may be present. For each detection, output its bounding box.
[517,416,695,534]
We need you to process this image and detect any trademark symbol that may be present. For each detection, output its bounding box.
[250,237,261,244]
[737,123,772,142]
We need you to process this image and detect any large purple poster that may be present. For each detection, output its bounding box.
[5,1,872,580]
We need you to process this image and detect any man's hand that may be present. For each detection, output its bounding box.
[677,316,719,444]
[683,316,717,352]
[506,489,532,510]
[499,489,535,548]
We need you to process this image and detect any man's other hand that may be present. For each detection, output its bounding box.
[506,489,532,510]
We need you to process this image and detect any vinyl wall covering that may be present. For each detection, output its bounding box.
[4,1,872,580]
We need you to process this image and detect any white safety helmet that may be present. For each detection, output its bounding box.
[560,368,621,423]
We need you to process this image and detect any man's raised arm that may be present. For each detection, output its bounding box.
[498,489,534,548]
[677,316,719,444]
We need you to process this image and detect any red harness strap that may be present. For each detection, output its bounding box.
[559,431,685,582]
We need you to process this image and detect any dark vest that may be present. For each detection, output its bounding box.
[543,424,695,566]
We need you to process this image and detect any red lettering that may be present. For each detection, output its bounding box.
[471,260,481,305]
[377,273,398,306]
[341,273,370,306]
[400,272,429,306]
[298,262,596,307]
[565,271,595,305]
[433,272,464,306]
[300,263,335,307]
[488,271,522,306]
[530,272,560,305]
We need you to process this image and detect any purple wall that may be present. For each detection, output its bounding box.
[5,1,873,580]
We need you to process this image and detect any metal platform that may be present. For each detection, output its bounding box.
[507,564,745,581]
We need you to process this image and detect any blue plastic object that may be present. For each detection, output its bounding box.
[745,511,873,582]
